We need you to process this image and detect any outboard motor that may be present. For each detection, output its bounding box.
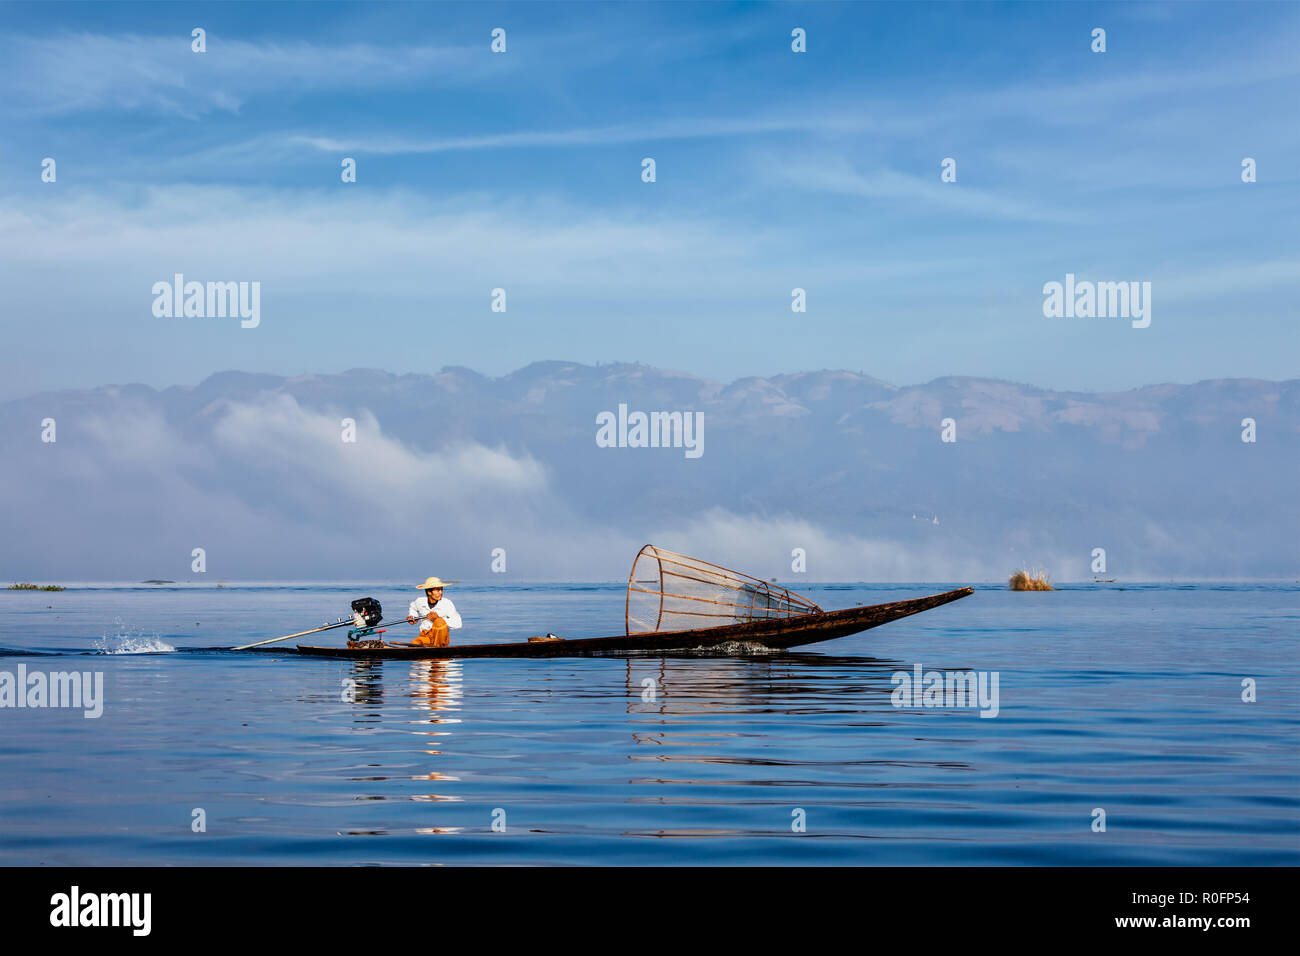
[350,597,383,628]
[345,597,387,649]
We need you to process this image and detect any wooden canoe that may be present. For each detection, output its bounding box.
[285,587,974,659]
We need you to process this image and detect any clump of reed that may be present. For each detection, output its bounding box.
[8,582,65,591]
[1008,568,1054,591]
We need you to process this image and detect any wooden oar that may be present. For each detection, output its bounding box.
[233,617,355,651]
[233,616,419,651]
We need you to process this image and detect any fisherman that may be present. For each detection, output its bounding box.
[407,577,462,647]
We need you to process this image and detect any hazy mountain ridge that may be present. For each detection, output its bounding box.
[1,363,1296,580]
[17,363,1290,438]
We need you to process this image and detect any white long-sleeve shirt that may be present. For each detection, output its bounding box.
[408,595,462,631]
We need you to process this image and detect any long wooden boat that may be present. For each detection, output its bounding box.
[287,586,974,659]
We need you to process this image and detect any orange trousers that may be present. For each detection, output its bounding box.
[413,616,450,647]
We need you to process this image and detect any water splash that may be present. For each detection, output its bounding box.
[94,618,175,654]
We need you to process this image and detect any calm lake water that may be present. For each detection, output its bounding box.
[1,583,1296,865]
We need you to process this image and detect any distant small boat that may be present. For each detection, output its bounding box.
[280,546,974,659]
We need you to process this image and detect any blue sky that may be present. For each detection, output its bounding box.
[0,0,1296,400]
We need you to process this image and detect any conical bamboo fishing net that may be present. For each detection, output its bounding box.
[625,545,822,635]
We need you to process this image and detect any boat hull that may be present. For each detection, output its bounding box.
[284,587,974,659]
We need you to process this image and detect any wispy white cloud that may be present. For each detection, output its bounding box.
[970,51,1300,123]
[0,32,503,117]
[0,184,766,289]
[758,154,1088,224]
[288,113,879,155]
[1153,260,1300,302]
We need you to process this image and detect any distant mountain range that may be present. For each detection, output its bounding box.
[1,363,1295,581]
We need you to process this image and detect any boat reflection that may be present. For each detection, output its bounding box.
[622,653,906,717]
[618,653,952,776]
[332,648,977,841]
